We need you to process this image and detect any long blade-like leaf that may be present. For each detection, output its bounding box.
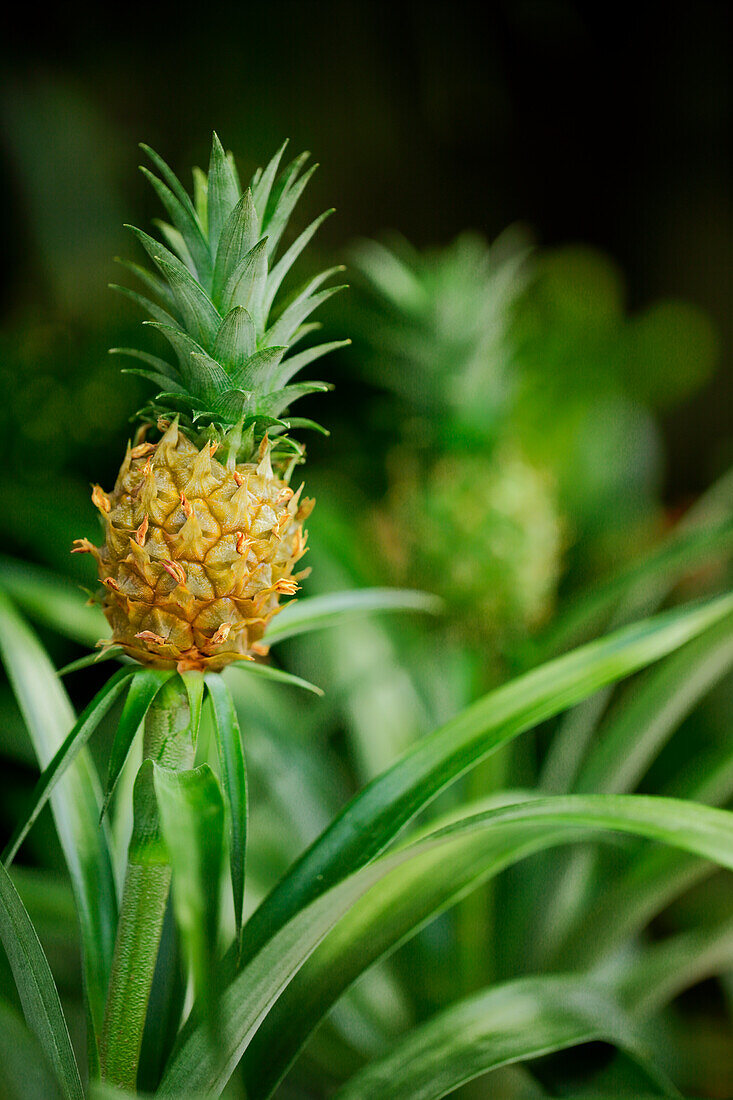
[153,762,225,1020]
[101,669,176,820]
[205,674,248,952]
[263,588,442,645]
[227,661,323,696]
[0,590,117,1053]
[160,793,733,1098]
[0,1000,64,1100]
[0,557,106,646]
[0,862,83,1100]
[334,974,671,1100]
[576,612,733,794]
[238,594,733,968]
[3,667,135,865]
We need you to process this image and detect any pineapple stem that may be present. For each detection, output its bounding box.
[100,676,195,1090]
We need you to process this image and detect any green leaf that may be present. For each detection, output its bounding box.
[153,220,197,274]
[153,762,225,1018]
[189,351,239,403]
[264,277,346,348]
[617,913,733,1018]
[57,646,126,677]
[264,209,334,317]
[205,674,248,953]
[333,975,667,1100]
[114,256,177,312]
[270,338,350,390]
[0,862,83,1100]
[3,667,135,866]
[212,306,256,370]
[139,144,200,226]
[212,190,259,306]
[101,669,176,821]
[230,345,287,391]
[207,132,241,252]
[0,1000,64,1100]
[121,366,187,395]
[110,347,181,382]
[263,150,310,232]
[576,612,733,795]
[264,588,442,645]
[152,253,222,350]
[221,237,269,323]
[182,670,205,742]
[0,558,106,646]
[110,282,179,328]
[256,381,331,419]
[252,140,288,228]
[263,163,318,259]
[529,613,733,963]
[237,594,733,971]
[226,660,324,696]
[192,165,208,233]
[211,388,251,422]
[139,165,211,285]
[0,590,117,1050]
[540,516,733,657]
[161,793,733,1098]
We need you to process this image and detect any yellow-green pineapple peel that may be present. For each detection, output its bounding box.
[75,135,342,669]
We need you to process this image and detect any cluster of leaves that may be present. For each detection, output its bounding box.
[114,135,347,466]
[1,484,732,1097]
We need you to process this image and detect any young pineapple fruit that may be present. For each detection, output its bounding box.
[74,135,346,671]
[352,232,563,647]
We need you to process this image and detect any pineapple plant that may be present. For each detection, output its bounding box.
[74,134,347,671]
[351,232,563,647]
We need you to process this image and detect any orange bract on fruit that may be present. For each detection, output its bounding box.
[79,421,312,671]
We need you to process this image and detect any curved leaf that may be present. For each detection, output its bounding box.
[238,595,733,970]
[0,591,117,1050]
[160,793,733,1098]
[263,587,442,645]
[575,612,733,794]
[0,862,83,1100]
[0,557,106,646]
[226,660,324,696]
[334,975,671,1100]
[3,667,135,866]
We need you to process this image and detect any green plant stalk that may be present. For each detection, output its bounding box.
[100,677,195,1090]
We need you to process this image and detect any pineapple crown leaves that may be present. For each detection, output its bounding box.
[111,133,349,463]
[350,228,532,440]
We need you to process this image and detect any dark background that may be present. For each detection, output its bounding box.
[1,0,730,501]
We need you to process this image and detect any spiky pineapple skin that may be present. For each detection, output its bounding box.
[378,447,563,647]
[77,422,312,671]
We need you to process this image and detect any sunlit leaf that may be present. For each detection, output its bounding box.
[161,793,733,1097]
[239,595,733,969]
